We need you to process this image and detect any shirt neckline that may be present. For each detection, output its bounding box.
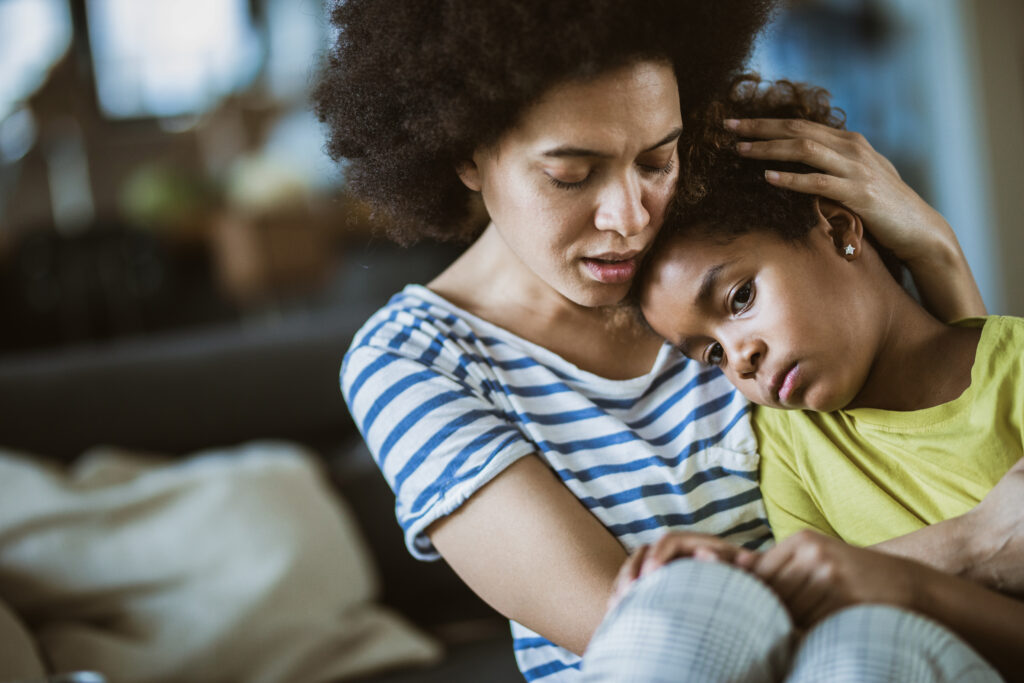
[402,284,679,390]
[842,316,990,430]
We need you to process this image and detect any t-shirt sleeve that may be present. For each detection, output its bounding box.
[753,406,838,542]
[341,327,536,561]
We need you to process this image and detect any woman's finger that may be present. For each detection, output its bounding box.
[737,138,859,178]
[725,117,851,145]
[644,533,729,572]
[762,170,857,204]
[617,545,649,586]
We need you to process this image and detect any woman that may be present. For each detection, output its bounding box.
[317,1,1012,680]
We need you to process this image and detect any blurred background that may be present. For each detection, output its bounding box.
[0,0,1021,356]
[0,2,1021,680]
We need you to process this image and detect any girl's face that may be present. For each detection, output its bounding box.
[458,60,682,307]
[639,218,883,412]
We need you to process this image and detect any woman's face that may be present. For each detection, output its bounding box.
[459,60,682,307]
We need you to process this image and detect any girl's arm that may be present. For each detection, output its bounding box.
[427,454,627,656]
[728,117,986,322]
[748,530,1024,682]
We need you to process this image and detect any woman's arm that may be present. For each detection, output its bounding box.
[875,456,1024,596]
[427,455,627,656]
[727,117,986,322]
[749,530,1024,682]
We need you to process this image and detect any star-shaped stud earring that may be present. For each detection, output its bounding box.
[844,244,856,256]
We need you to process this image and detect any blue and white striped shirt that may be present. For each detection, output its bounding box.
[341,285,771,682]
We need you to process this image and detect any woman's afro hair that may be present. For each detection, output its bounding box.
[314,0,776,245]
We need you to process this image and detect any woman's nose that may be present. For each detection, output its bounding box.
[594,174,649,237]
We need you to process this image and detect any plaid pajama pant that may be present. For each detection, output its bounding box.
[582,559,1002,682]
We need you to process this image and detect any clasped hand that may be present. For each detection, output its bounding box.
[612,529,922,629]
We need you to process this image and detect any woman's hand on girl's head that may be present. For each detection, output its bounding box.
[609,531,757,611]
[727,117,986,321]
[727,117,937,261]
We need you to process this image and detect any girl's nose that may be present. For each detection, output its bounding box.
[733,338,764,379]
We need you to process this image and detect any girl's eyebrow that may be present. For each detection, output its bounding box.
[541,127,683,159]
[695,260,736,307]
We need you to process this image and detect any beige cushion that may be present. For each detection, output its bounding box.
[0,443,442,682]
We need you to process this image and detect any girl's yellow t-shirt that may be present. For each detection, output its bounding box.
[754,315,1024,545]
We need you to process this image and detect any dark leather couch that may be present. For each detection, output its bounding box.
[0,244,524,682]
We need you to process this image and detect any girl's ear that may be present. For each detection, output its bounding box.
[817,198,863,261]
[456,158,482,192]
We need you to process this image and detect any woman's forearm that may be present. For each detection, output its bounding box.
[903,219,986,322]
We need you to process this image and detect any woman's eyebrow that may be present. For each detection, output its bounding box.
[645,127,683,152]
[541,127,683,159]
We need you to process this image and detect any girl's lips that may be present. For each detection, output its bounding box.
[777,364,800,404]
[582,257,637,284]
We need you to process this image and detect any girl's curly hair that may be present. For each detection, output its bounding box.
[314,0,776,245]
[662,74,902,278]
[672,73,847,242]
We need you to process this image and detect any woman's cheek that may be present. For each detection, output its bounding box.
[648,181,677,229]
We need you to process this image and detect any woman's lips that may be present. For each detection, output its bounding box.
[582,256,637,284]
[776,364,801,404]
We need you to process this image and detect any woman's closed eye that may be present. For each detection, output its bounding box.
[638,158,675,177]
[547,174,589,190]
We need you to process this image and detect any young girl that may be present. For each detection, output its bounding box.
[630,75,1024,679]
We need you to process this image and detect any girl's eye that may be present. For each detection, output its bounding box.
[547,174,589,191]
[706,342,725,366]
[638,159,675,177]
[731,281,754,313]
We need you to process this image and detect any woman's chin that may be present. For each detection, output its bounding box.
[572,283,632,309]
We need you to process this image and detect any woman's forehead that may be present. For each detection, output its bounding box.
[510,61,681,150]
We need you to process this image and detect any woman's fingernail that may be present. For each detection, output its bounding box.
[737,142,751,152]
[724,118,740,130]
[765,170,780,182]
[694,548,718,562]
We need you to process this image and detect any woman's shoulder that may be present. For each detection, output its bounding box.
[352,284,464,341]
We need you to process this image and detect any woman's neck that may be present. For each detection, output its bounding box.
[429,226,663,379]
[845,283,981,412]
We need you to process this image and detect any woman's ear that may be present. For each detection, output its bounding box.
[816,198,864,260]
[456,159,482,192]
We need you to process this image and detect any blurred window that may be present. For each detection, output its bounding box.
[262,0,328,101]
[0,0,72,124]
[86,0,261,119]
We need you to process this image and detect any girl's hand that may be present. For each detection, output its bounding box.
[749,530,920,628]
[608,532,757,610]
[727,117,986,321]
